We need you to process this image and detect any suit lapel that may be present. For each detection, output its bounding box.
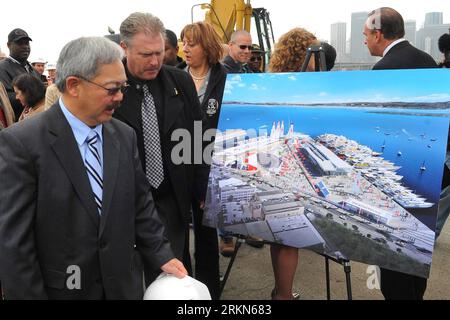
[48,104,100,228]
[160,67,184,134]
[98,122,120,237]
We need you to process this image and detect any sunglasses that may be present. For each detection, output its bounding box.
[237,44,252,50]
[250,56,262,62]
[78,76,129,96]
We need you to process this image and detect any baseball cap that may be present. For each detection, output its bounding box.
[251,44,263,53]
[8,28,32,43]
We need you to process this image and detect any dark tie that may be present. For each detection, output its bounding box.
[85,130,103,215]
[142,84,164,188]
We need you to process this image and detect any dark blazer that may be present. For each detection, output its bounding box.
[373,40,436,301]
[114,65,205,223]
[177,61,227,199]
[373,41,437,70]
[222,55,252,74]
[0,104,174,299]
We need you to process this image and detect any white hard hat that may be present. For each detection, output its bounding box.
[46,63,57,70]
[31,57,47,64]
[143,273,211,300]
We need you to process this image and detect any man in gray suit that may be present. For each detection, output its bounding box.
[0,37,187,300]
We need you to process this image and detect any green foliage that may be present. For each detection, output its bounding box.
[311,218,429,276]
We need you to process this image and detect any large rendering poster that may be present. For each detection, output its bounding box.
[203,69,450,278]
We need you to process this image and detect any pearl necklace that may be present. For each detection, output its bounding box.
[189,68,209,82]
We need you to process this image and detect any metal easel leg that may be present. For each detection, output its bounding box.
[325,256,331,300]
[219,237,242,296]
[343,260,353,300]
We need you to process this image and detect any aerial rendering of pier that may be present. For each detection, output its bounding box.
[204,122,435,276]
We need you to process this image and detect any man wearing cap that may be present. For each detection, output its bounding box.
[248,44,264,73]
[31,58,49,86]
[0,28,40,120]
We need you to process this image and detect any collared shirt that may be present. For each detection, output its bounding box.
[8,56,33,73]
[59,97,103,166]
[184,66,211,104]
[383,38,407,57]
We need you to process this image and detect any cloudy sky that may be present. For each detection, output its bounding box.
[224,69,450,104]
[0,0,448,63]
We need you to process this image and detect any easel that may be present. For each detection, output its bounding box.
[220,44,353,299]
[219,236,353,300]
[322,254,353,300]
[301,44,328,72]
[219,235,245,296]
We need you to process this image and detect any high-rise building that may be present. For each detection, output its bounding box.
[417,23,450,60]
[417,12,448,61]
[404,20,417,46]
[425,12,443,26]
[350,11,373,63]
[331,22,347,62]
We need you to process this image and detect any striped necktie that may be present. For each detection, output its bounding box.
[142,84,164,188]
[85,130,103,215]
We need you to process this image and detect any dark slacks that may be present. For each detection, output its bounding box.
[185,199,221,300]
[380,268,427,300]
[145,193,189,286]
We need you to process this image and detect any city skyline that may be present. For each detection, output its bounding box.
[330,11,450,63]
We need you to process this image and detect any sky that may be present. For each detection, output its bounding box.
[0,0,449,63]
[223,69,450,104]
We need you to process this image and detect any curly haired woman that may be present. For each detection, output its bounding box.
[268,27,318,300]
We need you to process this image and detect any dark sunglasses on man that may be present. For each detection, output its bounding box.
[238,44,252,50]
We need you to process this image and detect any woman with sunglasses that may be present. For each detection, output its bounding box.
[178,21,227,300]
[12,73,46,122]
[268,27,319,300]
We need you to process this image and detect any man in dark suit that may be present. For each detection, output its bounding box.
[114,13,205,282]
[364,7,437,300]
[0,37,187,300]
[364,7,437,70]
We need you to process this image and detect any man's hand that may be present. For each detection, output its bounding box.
[199,200,205,210]
[161,258,188,279]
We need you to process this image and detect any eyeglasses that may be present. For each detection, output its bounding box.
[78,76,129,96]
[237,44,252,50]
[250,56,262,62]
